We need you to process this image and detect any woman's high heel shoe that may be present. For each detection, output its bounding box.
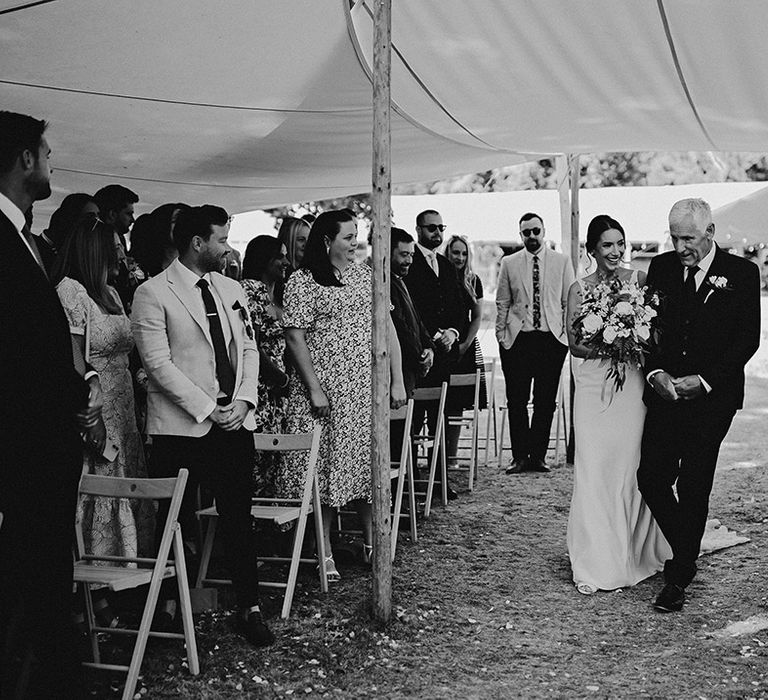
[321,556,341,582]
[361,543,373,566]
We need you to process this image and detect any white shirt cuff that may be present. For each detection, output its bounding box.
[84,370,99,382]
[196,398,217,424]
[698,375,712,393]
[646,369,663,385]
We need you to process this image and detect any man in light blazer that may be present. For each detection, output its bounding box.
[132,205,273,647]
[495,212,574,474]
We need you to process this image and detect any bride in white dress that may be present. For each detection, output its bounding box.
[565,215,671,595]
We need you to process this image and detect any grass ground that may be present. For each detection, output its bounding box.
[81,314,768,699]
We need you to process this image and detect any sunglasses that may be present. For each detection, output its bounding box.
[420,223,447,233]
[521,227,542,237]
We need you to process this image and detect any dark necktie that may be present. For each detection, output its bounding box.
[532,254,541,329]
[197,278,235,402]
[23,225,48,278]
[683,265,699,309]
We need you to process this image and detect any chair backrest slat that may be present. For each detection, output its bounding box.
[79,474,179,500]
[254,432,316,452]
[449,372,477,387]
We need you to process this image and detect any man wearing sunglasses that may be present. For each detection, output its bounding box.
[404,209,467,498]
[496,212,574,474]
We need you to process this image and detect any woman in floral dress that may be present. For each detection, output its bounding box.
[241,235,291,496]
[52,217,154,566]
[280,210,406,580]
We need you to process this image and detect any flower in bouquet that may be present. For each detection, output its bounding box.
[572,275,660,392]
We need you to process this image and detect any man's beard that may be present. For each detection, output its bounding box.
[524,238,540,253]
[28,175,51,202]
[202,250,225,273]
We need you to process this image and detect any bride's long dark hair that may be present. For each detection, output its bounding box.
[585,214,625,255]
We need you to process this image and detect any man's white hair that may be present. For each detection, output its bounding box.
[669,198,712,231]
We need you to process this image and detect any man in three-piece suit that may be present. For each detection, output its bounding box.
[495,213,574,474]
[0,111,102,698]
[639,198,760,613]
[131,205,274,646]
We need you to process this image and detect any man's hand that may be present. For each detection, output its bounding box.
[672,375,705,401]
[210,400,250,431]
[650,371,679,402]
[434,329,457,352]
[85,416,107,455]
[419,348,434,377]
[77,377,104,429]
[309,387,330,418]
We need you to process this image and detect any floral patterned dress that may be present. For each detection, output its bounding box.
[241,278,287,496]
[56,277,154,560]
[279,264,372,507]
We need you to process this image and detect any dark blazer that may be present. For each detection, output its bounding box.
[645,247,760,411]
[390,275,435,396]
[403,247,467,342]
[0,208,89,693]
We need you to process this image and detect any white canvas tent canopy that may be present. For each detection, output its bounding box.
[713,185,768,247]
[4,0,768,220]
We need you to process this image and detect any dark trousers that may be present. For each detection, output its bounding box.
[0,443,84,699]
[150,426,260,609]
[637,399,735,588]
[499,330,568,463]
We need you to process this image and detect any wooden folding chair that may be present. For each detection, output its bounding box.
[390,399,417,561]
[498,365,568,463]
[196,425,327,618]
[446,369,482,490]
[73,469,199,700]
[412,381,448,518]
[482,359,499,465]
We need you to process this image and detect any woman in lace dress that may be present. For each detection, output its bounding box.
[52,216,154,566]
[241,235,291,496]
[279,210,406,580]
[565,215,670,595]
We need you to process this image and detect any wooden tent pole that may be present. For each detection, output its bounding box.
[370,0,392,625]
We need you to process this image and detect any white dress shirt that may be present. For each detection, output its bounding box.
[0,191,36,261]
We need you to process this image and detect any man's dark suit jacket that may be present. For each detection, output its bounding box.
[390,276,435,396]
[0,209,89,693]
[645,246,761,412]
[403,247,467,384]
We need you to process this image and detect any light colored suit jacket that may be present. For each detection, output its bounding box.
[495,246,574,350]
[131,259,259,437]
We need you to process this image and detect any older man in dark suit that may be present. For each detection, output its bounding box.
[638,198,760,613]
[0,111,102,698]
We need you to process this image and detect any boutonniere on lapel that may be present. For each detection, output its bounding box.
[232,300,254,340]
[704,275,734,303]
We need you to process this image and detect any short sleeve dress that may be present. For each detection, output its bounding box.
[56,277,154,559]
[278,264,372,507]
[241,278,287,496]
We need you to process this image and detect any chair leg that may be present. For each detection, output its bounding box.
[406,446,418,543]
[122,569,166,700]
[281,505,310,619]
[440,422,448,507]
[195,517,217,588]
[390,462,405,562]
[174,528,200,675]
[312,481,328,593]
[82,582,100,664]
[498,408,508,462]
[423,439,439,519]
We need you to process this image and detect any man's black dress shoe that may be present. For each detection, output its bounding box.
[505,459,528,474]
[528,458,551,473]
[653,583,685,612]
[240,609,275,647]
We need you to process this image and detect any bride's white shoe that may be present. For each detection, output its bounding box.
[576,582,597,595]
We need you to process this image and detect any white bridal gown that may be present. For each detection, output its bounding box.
[567,275,671,592]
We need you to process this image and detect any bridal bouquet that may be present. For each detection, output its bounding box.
[572,276,660,391]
